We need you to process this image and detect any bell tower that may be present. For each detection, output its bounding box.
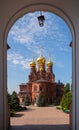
[46,53,55,82]
[29,53,37,82]
[30,52,36,73]
[47,53,53,73]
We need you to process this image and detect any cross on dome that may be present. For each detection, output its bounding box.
[48,52,51,61]
[32,52,34,61]
[30,52,36,67]
[47,52,53,66]
[39,45,43,57]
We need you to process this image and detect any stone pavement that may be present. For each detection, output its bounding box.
[9,106,70,130]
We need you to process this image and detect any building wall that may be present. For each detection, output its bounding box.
[19,81,63,105]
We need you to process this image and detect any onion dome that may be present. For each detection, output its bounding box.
[47,53,53,66]
[37,55,46,64]
[47,60,53,66]
[30,60,36,67]
[37,45,46,64]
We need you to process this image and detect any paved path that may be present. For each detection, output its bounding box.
[9,106,70,130]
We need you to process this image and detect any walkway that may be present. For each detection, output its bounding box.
[9,106,70,130]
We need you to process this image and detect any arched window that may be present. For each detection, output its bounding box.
[34,85,37,91]
[40,87,42,91]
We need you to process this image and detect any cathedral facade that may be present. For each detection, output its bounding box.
[19,52,64,105]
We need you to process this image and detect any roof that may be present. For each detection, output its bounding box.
[33,79,50,83]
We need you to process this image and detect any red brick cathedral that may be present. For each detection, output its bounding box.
[19,50,64,105]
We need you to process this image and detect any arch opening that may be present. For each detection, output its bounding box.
[7,9,72,129]
[2,3,76,130]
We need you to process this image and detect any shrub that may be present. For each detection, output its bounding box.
[22,106,27,110]
[10,91,20,111]
[60,91,72,110]
[56,106,62,110]
[63,109,70,114]
[64,83,70,94]
[10,110,15,117]
[18,106,27,111]
[8,91,27,117]
[24,94,30,106]
[37,92,46,107]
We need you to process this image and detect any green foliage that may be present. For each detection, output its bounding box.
[63,109,70,114]
[8,93,11,104]
[24,94,30,106]
[10,110,15,117]
[52,100,58,106]
[64,83,70,94]
[60,83,72,110]
[56,106,62,110]
[37,92,45,107]
[22,106,27,110]
[10,91,20,111]
[18,106,27,111]
[60,91,72,110]
[8,91,27,117]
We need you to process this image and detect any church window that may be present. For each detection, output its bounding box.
[23,88,27,92]
[40,87,42,91]
[34,85,37,91]
[40,87,44,92]
[22,98,24,102]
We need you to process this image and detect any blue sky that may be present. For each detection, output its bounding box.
[7,11,72,94]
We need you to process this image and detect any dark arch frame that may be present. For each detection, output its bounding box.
[3,3,76,130]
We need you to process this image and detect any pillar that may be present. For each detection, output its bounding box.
[0,35,9,130]
[74,33,79,130]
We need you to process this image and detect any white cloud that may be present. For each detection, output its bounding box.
[12,59,19,64]
[8,11,71,54]
[7,11,72,69]
[7,52,31,69]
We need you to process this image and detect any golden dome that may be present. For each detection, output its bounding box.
[37,55,46,64]
[30,60,36,67]
[47,61,53,66]
[40,67,43,71]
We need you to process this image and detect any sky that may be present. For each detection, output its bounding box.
[7,11,72,94]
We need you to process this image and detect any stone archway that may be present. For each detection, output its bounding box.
[0,1,78,130]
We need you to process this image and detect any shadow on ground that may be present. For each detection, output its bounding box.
[26,107,36,112]
[13,107,35,117]
[13,113,24,117]
[9,124,70,130]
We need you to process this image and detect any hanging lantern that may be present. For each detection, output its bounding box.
[37,11,45,27]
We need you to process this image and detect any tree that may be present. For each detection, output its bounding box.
[8,93,11,105]
[64,83,70,94]
[60,83,72,110]
[60,91,72,110]
[10,91,20,111]
[24,94,30,106]
[8,91,27,117]
[37,92,45,107]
